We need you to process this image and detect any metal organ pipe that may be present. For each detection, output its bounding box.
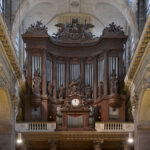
[56,64,66,91]
[32,56,42,76]
[46,59,52,82]
[108,57,119,77]
[69,64,80,82]
[85,64,93,87]
[98,59,104,86]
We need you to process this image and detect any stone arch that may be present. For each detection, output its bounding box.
[134,89,150,150]
[0,87,11,126]
[0,87,14,150]
[94,0,138,43]
[11,0,56,44]
[11,0,138,45]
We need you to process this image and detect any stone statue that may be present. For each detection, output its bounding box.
[32,71,41,96]
[86,84,92,99]
[110,69,118,94]
[99,81,104,97]
[47,81,54,97]
[58,84,65,99]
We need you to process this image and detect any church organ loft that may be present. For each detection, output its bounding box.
[21,19,129,149]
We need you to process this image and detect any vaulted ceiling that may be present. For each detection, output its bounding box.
[11,0,138,44]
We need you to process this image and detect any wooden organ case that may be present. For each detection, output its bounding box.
[22,20,127,130]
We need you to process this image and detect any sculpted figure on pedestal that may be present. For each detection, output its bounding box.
[58,84,65,99]
[110,69,118,94]
[86,84,92,99]
[32,71,41,96]
[69,75,82,95]
[47,81,54,97]
[99,81,104,97]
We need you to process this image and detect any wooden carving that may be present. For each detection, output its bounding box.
[52,18,97,41]
[110,69,118,95]
[47,81,54,97]
[25,20,48,35]
[69,76,82,95]
[58,84,65,99]
[31,71,41,108]
[85,84,92,99]
[103,22,124,36]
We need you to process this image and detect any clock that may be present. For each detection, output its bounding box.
[71,98,80,107]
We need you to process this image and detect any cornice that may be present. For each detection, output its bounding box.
[22,131,128,141]
[0,14,21,79]
[125,15,150,88]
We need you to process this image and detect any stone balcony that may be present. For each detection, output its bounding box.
[95,122,134,132]
[15,122,134,133]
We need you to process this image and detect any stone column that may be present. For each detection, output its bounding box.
[49,141,57,150]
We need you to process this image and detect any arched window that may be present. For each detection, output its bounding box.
[146,0,150,17]
[15,33,19,56]
[128,0,133,6]
[0,0,3,13]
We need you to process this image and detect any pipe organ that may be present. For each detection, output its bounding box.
[22,19,127,130]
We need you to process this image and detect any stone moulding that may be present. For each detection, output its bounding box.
[125,16,150,84]
[0,14,21,79]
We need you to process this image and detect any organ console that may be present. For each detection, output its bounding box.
[22,19,127,130]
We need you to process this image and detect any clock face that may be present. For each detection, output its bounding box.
[71,98,80,106]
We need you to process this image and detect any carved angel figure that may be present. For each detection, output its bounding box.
[58,84,65,99]
[47,81,54,97]
[69,75,82,95]
[99,81,104,97]
[69,80,79,95]
[32,71,41,96]
[86,84,92,99]
[110,69,118,94]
